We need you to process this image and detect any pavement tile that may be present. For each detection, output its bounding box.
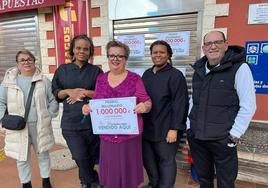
[1,133,268,188]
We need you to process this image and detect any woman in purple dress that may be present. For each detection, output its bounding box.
[82,40,152,188]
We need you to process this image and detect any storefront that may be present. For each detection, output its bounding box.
[109,0,203,95]
[0,0,267,184]
[0,0,90,82]
[0,10,41,80]
[0,0,66,81]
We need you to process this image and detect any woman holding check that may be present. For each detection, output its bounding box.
[82,40,152,188]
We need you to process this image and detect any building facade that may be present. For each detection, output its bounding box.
[0,0,267,184]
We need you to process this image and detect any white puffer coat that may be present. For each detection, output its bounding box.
[1,67,59,161]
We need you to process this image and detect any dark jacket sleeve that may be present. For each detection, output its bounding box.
[51,65,65,103]
[169,70,189,130]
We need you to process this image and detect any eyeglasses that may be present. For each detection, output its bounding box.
[203,40,225,48]
[107,54,126,60]
[18,58,34,64]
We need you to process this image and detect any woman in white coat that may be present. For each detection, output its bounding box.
[0,49,59,188]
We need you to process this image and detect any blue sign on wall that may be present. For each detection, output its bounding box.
[246,41,268,94]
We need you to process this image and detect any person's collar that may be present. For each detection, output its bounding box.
[205,61,220,74]
[71,60,89,69]
[150,63,172,73]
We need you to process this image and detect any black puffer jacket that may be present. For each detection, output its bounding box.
[189,45,245,140]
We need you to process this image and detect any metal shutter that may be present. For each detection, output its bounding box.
[113,13,200,94]
[0,13,41,82]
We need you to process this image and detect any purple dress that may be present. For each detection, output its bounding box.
[93,71,150,188]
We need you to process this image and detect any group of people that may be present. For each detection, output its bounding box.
[0,30,256,188]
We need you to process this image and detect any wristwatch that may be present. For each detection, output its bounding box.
[228,134,239,144]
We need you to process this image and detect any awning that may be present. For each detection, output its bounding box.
[0,0,65,14]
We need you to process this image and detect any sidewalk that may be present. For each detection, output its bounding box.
[1,133,268,188]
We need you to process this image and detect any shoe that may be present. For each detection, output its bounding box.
[22,182,32,188]
[140,184,153,188]
[92,182,104,188]
[42,177,52,188]
[81,184,91,188]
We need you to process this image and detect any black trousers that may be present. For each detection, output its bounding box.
[187,130,238,188]
[142,139,180,188]
[62,129,100,185]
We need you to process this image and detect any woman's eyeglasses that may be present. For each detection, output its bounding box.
[18,58,34,64]
[107,54,126,60]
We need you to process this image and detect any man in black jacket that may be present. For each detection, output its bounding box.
[142,40,189,188]
[187,31,256,188]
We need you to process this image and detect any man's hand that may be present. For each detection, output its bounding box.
[166,130,178,143]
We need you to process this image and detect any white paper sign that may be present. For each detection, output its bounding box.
[156,31,190,56]
[89,97,139,135]
[248,3,268,24]
[117,35,145,57]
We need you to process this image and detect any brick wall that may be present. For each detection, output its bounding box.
[90,0,109,71]
[37,7,65,145]
[38,7,57,79]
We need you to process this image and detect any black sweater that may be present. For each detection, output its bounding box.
[142,63,189,141]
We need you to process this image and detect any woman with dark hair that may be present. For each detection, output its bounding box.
[52,35,103,188]
[142,40,189,188]
[0,49,59,188]
[82,40,152,188]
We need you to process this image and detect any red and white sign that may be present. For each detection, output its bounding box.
[54,0,88,65]
[89,97,139,135]
[157,31,190,56]
[0,0,65,14]
[117,35,145,57]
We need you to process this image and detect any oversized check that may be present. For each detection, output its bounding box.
[89,97,139,135]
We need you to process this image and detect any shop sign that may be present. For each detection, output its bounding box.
[117,35,145,57]
[248,3,268,24]
[54,0,87,65]
[0,0,65,14]
[246,41,268,94]
[156,31,190,56]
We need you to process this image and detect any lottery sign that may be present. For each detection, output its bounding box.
[117,35,145,57]
[89,97,139,135]
[156,31,190,56]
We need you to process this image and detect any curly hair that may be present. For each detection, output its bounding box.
[68,34,94,59]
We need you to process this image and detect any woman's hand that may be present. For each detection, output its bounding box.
[166,130,178,143]
[66,88,86,104]
[82,89,94,98]
[134,102,147,114]
[134,100,152,114]
[82,104,92,115]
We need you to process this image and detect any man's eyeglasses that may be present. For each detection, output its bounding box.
[18,58,34,64]
[107,54,126,60]
[203,40,225,48]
